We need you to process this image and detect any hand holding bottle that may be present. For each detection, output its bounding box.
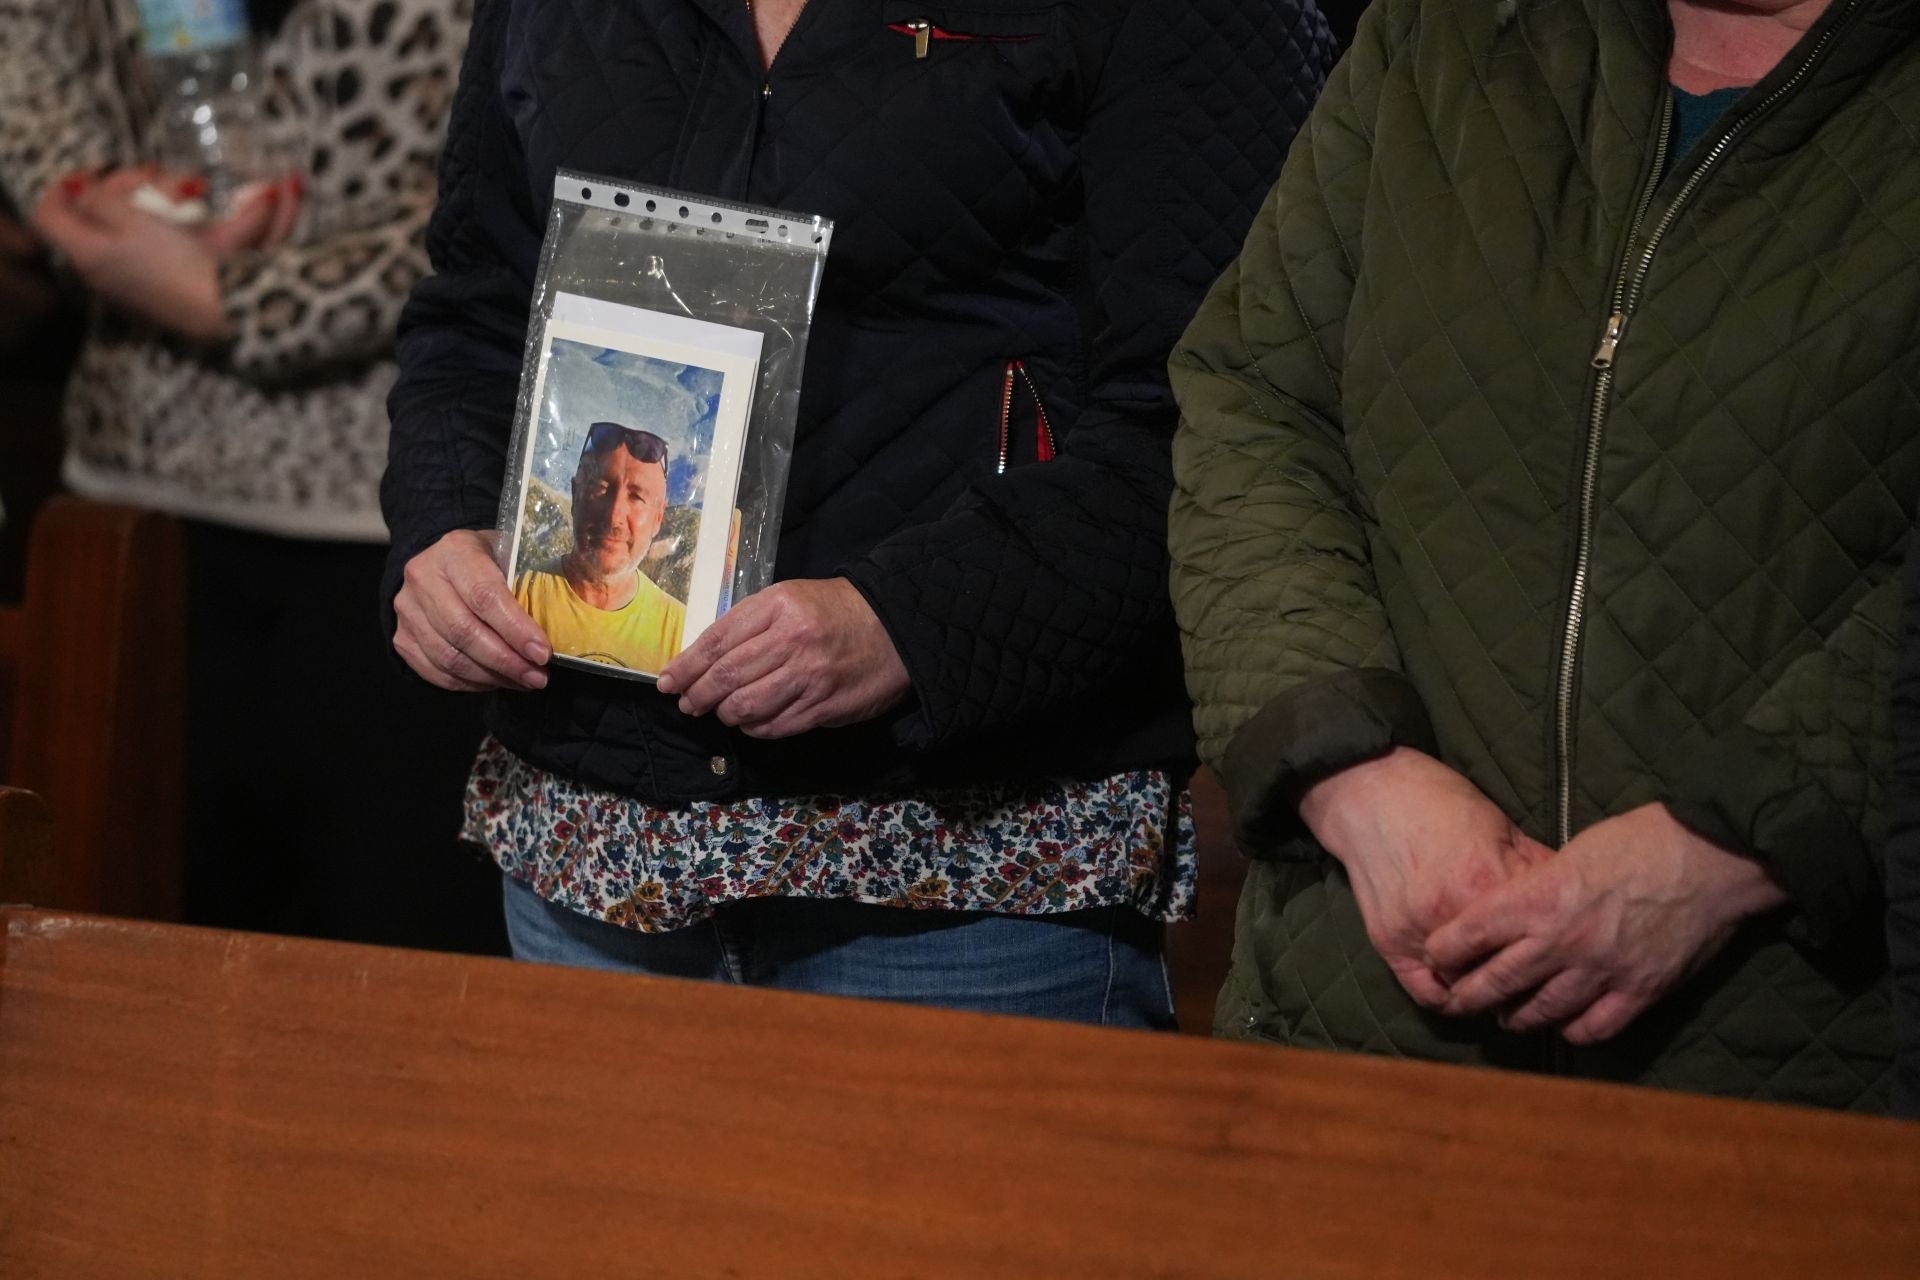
[33,167,300,341]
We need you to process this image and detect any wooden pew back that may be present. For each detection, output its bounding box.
[0,785,52,905]
[3,908,1917,1279]
[0,498,184,916]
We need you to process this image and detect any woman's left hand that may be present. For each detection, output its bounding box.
[1422,804,1790,1043]
[32,167,295,341]
[658,577,910,739]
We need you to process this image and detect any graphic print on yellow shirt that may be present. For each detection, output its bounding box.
[513,566,687,677]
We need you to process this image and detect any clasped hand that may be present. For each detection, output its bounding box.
[1301,748,1786,1042]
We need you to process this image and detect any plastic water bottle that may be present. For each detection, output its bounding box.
[134,0,266,214]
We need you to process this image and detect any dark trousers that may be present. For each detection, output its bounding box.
[183,521,507,954]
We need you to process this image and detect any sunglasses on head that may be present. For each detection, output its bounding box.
[582,421,670,467]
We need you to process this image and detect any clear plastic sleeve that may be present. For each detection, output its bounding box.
[494,172,832,683]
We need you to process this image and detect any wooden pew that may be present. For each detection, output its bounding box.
[0,785,51,904]
[0,498,185,916]
[2,907,1914,1279]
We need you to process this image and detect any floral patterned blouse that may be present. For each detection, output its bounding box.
[462,735,1196,933]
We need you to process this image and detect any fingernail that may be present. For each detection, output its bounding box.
[176,176,208,199]
[523,641,549,663]
[524,670,548,690]
[677,698,694,716]
[59,174,88,197]
[287,173,304,199]
[656,674,678,694]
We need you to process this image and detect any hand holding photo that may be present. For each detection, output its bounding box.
[503,293,761,680]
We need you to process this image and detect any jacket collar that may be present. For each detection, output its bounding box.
[1590,0,1920,84]
[689,0,760,66]
[1575,0,1919,154]
[1710,0,1917,163]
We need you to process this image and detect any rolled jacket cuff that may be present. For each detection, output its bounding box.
[1660,723,1880,952]
[1220,668,1436,858]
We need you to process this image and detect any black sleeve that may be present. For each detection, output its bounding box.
[379,0,543,637]
[839,0,1336,751]
[1888,522,1920,1118]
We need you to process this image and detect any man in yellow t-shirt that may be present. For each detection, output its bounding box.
[514,422,687,676]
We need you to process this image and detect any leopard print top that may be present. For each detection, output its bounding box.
[0,0,470,539]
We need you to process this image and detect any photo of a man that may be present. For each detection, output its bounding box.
[502,316,759,681]
[513,421,687,674]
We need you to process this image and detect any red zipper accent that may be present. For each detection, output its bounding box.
[997,363,1016,474]
[997,359,1056,474]
[886,22,1040,43]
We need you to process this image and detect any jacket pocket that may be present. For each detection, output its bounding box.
[880,1,1059,54]
[885,21,1041,53]
[996,358,1058,473]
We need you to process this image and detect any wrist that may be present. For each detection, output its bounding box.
[190,273,233,342]
[1297,747,1413,864]
[1659,804,1790,921]
[155,267,231,343]
[1297,759,1359,852]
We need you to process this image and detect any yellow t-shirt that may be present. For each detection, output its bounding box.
[513,566,687,676]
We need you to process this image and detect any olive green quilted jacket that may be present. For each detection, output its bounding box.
[1170,0,1920,1110]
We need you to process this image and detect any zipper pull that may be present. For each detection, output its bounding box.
[1591,311,1628,369]
[908,20,931,58]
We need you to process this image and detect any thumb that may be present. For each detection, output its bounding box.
[1424,886,1526,977]
[657,588,776,692]
[200,182,279,259]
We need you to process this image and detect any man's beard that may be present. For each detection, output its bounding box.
[574,530,637,581]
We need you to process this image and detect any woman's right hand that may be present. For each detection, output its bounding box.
[394,529,552,692]
[1298,747,1553,1009]
[31,167,299,340]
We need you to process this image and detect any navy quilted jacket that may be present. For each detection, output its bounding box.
[382,0,1334,802]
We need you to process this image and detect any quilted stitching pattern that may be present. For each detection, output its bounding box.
[831,0,1335,746]
[384,0,1334,800]
[1177,0,1920,1108]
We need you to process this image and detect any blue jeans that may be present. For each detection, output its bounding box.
[502,875,1176,1029]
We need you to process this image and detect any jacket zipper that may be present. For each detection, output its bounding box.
[756,0,812,99]
[997,359,1057,474]
[1552,0,1863,847]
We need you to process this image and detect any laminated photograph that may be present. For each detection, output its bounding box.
[493,174,833,684]
[503,291,762,681]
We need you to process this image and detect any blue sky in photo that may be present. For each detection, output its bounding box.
[533,337,724,509]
